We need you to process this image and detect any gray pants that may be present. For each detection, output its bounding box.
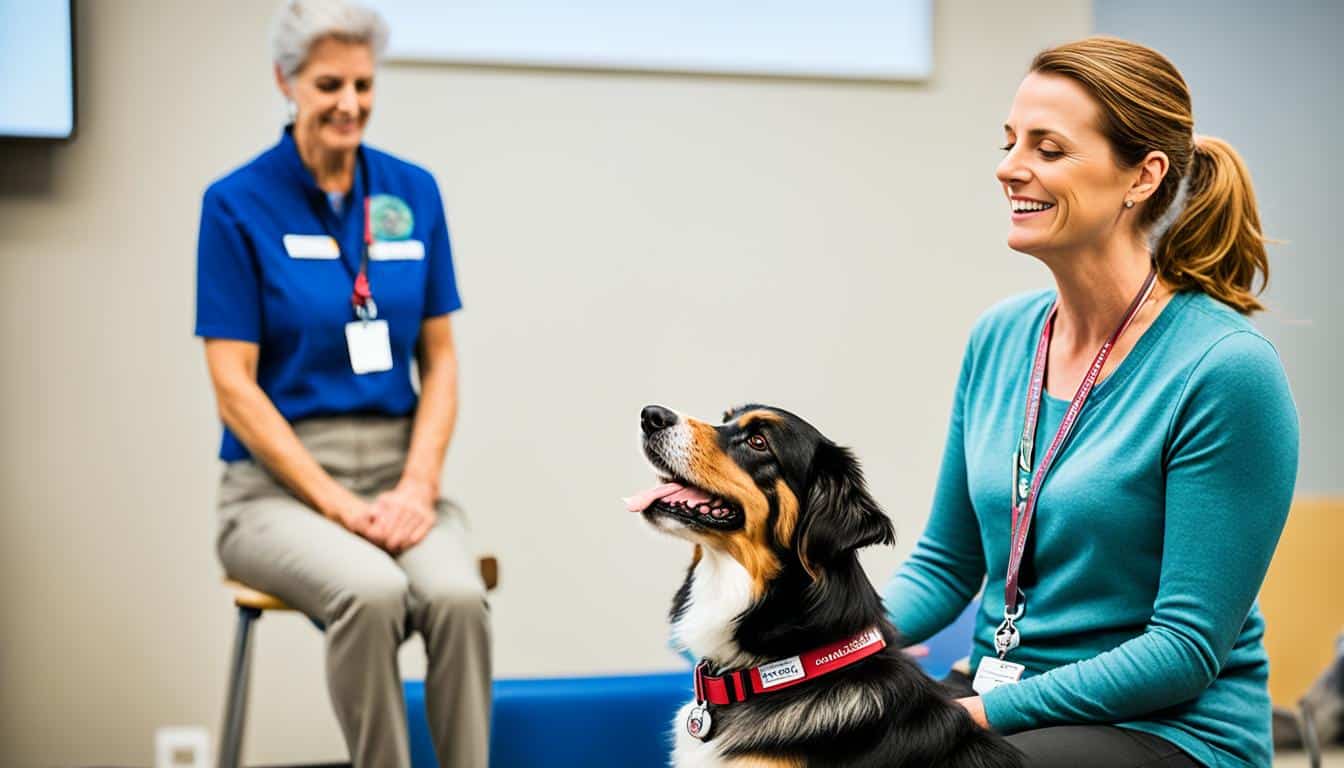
[216,416,491,767]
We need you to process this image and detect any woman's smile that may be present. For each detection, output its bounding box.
[1009,195,1056,223]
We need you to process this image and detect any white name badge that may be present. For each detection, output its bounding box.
[757,656,806,689]
[345,320,393,374]
[369,240,425,261]
[283,234,340,260]
[972,657,1025,695]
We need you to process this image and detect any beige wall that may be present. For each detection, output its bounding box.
[0,1,1089,765]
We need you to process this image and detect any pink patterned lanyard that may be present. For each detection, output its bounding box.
[995,268,1158,659]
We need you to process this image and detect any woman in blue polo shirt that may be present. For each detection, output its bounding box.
[195,3,488,765]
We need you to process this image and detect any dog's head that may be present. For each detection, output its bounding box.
[627,404,894,594]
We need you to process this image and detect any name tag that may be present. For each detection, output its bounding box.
[283,234,340,260]
[369,240,425,261]
[345,320,393,374]
[972,657,1025,695]
[757,656,806,689]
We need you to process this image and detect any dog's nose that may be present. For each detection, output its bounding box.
[641,405,679,435]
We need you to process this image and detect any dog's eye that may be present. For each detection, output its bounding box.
[747,434,769,452]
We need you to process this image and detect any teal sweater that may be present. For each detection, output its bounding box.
[883,290,1298,767]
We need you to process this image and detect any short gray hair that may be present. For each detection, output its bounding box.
[271,0,390,79]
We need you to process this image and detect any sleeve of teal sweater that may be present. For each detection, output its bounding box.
[982,331,1300,731]
[882,337,988,644]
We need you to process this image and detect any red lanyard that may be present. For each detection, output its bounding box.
[350,197,376,321]
[995,268,1157,659]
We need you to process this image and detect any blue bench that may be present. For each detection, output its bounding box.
[407,672,687,768]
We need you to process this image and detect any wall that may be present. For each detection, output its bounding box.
[1095,0,1343,493]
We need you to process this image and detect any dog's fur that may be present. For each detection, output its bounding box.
[634,404,1021,768]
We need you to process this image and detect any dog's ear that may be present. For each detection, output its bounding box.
[797,441,895,579]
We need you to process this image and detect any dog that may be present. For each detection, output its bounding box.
[626,404,1022,768]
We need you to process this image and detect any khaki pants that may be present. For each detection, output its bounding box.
[216,416,491,767]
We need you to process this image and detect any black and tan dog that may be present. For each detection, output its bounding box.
[626,404,1021,768]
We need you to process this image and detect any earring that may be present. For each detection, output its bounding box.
[285,100,297,123]
[1124,200,1135,209]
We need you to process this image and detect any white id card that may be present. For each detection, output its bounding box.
[345,320,393,374]
[972,657,1025,695]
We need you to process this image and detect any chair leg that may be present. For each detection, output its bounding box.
[219,605,261,768]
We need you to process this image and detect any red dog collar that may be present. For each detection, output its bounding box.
[693,626,887,706]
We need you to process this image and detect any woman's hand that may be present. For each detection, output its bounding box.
[369,477,437,555]
[332,493,391,550]
[901,644,931,659]
[956,696,989,728]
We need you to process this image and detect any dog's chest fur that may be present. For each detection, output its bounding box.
[669,550,756,767]
[671,549,757,669]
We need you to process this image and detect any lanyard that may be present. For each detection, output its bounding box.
[290,138,377,323]
[994,268,1157,659]
[350,196,377,322]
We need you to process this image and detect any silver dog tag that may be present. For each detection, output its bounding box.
[686,705,713,740]
[994,618,1020,657]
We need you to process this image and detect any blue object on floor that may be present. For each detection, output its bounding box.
[915,599,978,679]
[405,608,976,767]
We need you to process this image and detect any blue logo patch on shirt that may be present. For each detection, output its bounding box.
[370,194,414,241]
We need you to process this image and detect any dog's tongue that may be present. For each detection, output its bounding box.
[624,482,713,513]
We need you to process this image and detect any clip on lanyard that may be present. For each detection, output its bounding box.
[351,196,377,323]
[995,267,1157,659]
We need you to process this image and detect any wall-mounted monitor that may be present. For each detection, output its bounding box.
[0,0,76,140]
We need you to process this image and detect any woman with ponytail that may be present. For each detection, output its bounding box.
[884,37,1297,767]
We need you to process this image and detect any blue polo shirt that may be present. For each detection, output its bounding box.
[195,129,462,461]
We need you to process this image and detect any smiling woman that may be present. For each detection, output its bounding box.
[276,38,375,178]
[1009,39,1269,315]
[194,2,489,766]
[883,36,1298,768]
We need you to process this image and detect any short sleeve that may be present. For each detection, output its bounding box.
[423,180,462,317]
[194,186,262,342]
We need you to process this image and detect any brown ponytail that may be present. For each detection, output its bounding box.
[1154,136,1269,313]
[1031,37,1271,314]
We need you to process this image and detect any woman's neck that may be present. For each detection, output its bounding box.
[1047,240,1157,355]
[295,133,356,194]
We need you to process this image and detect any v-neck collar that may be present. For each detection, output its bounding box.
[1038,290,1192,407]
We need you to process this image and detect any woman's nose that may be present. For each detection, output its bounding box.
[996,149,1029,186]
[336,85,359,113]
